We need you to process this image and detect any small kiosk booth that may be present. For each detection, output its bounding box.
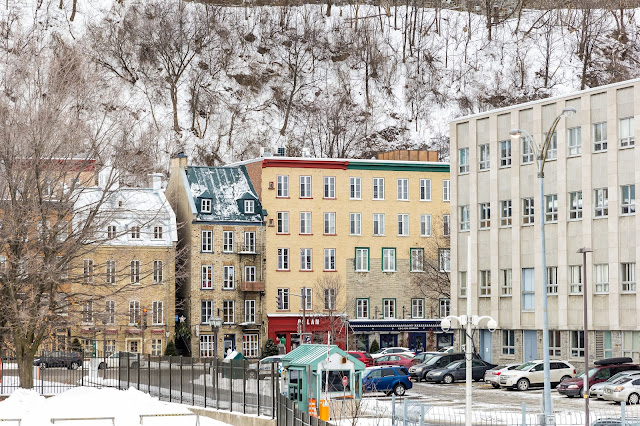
[281,344,366,420]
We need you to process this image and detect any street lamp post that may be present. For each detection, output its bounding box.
[510,106,576,425]
[209,317,223,358]
[578,247,593,426]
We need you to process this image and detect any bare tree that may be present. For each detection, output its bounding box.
[313,275,346,346]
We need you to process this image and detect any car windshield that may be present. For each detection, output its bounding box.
[614,377,633,385]
[491,365,507,371]
[424,356,444,366]
[419,354,436,362]
[607,372,630,382]
[576,367,599,379]
[445,361,462,369]
[515,361,537,371]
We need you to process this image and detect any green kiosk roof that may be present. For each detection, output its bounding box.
[281,344,366,370]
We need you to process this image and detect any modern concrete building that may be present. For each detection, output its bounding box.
[449,79,640,367]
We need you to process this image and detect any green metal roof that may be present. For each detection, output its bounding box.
[281,344,365,370]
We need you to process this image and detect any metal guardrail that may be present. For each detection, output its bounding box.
[139,413,199,425]
[50,417,115,424]
[0,420,22,426]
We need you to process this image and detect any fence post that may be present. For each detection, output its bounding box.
[126,353,130,390]
[179,356,183,404]
[136,353,140,389]
[420,404,425,426]
[403,397,408,426]
[169,356,173,402]
[204,359,208,408]
[522,402,526,426]
[392,394,396,426]
[257,366,261,416]
[622,401,626,426]
[229,360,233,412]
[215,358,220,410]
[148,354,151,395]
[81,351,85,387]
[243,361,247,414]
[191,357,195,406]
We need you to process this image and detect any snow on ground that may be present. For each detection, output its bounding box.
[0,387,231,426]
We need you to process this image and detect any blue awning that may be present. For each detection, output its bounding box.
[348,319,443,333]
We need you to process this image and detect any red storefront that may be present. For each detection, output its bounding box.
[267,314,347,353]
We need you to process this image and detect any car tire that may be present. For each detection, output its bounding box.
[567,395,575,398]
[517,378,530,391]
[98,362,107,370]
[492,384,500,389]
[422,373,429,382]
[629,393,640,405]
[560,375,571,382]
[579,388,585,398]
[69,362,79,370]
[394,383,406,396]
[443,374,454,384]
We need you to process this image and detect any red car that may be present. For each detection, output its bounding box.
[374,354,419,369]
[348,351,374,367]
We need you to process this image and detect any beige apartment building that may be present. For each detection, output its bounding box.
[450,79,640,367]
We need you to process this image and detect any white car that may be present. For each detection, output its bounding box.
[499,360,576,391]
[484,364,520,388]
[590,371,640,399]
[371,347,415,360]
[603,376,640,404]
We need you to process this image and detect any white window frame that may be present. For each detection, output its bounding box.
[500,200,512,227]
[502,330,515,355]
[200,300,213,324]
[244,300,256,323]
[545,194,558,222]
[223,300,235,324]
[383,299,396,319]
[277,288,290,310]
[223,266,235,289]
[397,178,409,200]
[622,263,636,293]
[277,212,289,234]
[410,248,424,272]
[373,178,385,200]
[397,214,409,236]
[544,131,558,160]
[499,140,512,167]
[382,248,396,272]
[459,271,467,298]
[324,248,336,271]
[199,335,215,358]
[521,138,534,164]
[152,300,163,325]
[621,185,636,215]
[129,300,141,326]
[442,180,450,202]
[500,268,512,296]
[323,176,336,199]
[549,331,562,357]
[620,117,635,147]
[594,188,609,218]
[439,249,450,272]
[373,213,385,236]
[547,266,558,295]
[594,263,609,294]
[443,214,450,236]
[479,270,491,296]
[223,231,234,253]
[568,127,582,156]
[569,265,583,294]
[201,230,213,252]
[300,212,312,234]
[623,331,640,360]
[350,177,361,200]
[105,300,115,325]
[355,248,369,272]
[420,214,432,237]
[458,148,469,173]
[323,288,336,310]
[277,248,289,271]
[323,212,336,235]
[242,334,259,358]
[439,298,450,318]
[84,259,94,284]
[478,144,490,170]
[420,179,431,201]
[356,299,369,319]
[244,200,255,213]
[411,298,424,319]
[201,199,212,213]
[522,198,534,225]
[153,260,163,284]
[300,175,312,198]
[244,231,256,253]
[277,175,289,197]
[569,191,583,220]
[571,331,585,358]
[479,202,490,229]
[300,248,313,271]
[593,121,608,152]
[202,265,213,289]
[459,205,470,231]
[244,266,256,282]
[153,226,163,239]
[130,260,140,284]
[350,213,362,236]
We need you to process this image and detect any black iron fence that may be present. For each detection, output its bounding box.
[276,393,332,426]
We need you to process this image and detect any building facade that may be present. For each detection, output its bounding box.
[450,79,640,367]
[167,156,266,359]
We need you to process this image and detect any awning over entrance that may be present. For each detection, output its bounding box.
[348,319,442,332]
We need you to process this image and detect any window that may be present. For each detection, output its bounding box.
[300,212,312,234]
[277,212,289,234]
[622,263,636,293]
[500,269,512,296]
[568,127,582,156]
[569,191,583,219]
[522,268,535,311]
[549,331,561,357]
[479,203,490,229]
[411,299,424,318]
[479,270,491,296]
[443,180,450,202]
[397,178,409,200]
[242,334,259,358]
[594,188,609,217]
[372,178,385,200]
[244,266,256,282]
[324,288,336,310]
[458,148,469,173]
[545,194,558,222]
[107,225,117,239]
[153,260,163,284]
[130,260,140,284]
[223,266,234,289]
[244,200,255,214]
[350,177,361,199]
[521,138,534,163]
[324,212,336,234]
[82,300,93,323]
[324,249,336,271]
[420,214,432,236]
[547,266,558,294]
[223,300,235,324]
[324,176,336,198]
[277,248,289,270]
[300,176,312,198]
[571,331,585,357]
[397,214,409,236]
[355,248,369,272]
[105,300,115,325]
[84,259,94,284]
[478,144,490,170]
[621,185,636,215]
[151,339,163,356]
[302,288,312,311]
[459,205,470,231]
[500,140,512,167]
[105,260,116,284]
[200,335,215,358]
[152,300,163,325]
[201,230,213,252]
[129,300,141,325]
[500,200,512,227]
[202,265,213,289]
[620,117,635,147]
[350,213,361,235]
[502,330,515,355]
[459,272,467,298]
[623,331,640,360]
[594,264,609,293]
[277,288,289,310]
[201,199,212,213]
[244,232,256,253]
[382,248,396,272]
[373,213,385,235]
[300,248,313,271]
[443,214,450,236]
[245,300,256,323]
[522,198,535,225]
[130,226,140,239]
[222,231,234,252]
[277,175,289,197]
[542,131,557,160]
[569,265,583,294]
[356,299,369,319]
[420,179,431,201]
[410,248,424,272]
[439,298,450,318]
[439,249,450,272]
[593,122,608,152]
[153,226,163,239]
[383,299,396,319]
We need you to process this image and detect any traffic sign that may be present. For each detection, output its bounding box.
[342,376,348,388]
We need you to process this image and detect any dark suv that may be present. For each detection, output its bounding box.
[557,357,639,398]
[33,351,82,369]
[409,353,466,381]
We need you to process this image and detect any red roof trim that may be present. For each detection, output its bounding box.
[262,159,348,170]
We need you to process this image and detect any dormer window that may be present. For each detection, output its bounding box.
[130,226,141,239]
[107,226,117,239]
[154,226,163,239]
[201,199,212,213]
[244,200,255,214]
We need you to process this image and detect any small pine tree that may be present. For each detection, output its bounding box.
[164,340,178,356]
[263,338,279,357]
[369,339,379,354]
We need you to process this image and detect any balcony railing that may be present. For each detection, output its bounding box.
[239,281,265,292]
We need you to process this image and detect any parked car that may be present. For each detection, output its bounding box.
[500,360,576,391]
[438,346,454,354]
[558,357,639,398]
[374,354,418,369]
[484,364,521,388]
[98,352,147,369]
[591,419,640,426]
[348,351,374,367]
[602,376,640,404]
[371,347,415,359]
[33,351,82,370]
[362,366,413,396]
[257,355,283,378]
[408,353,466,382]
[413,352,440,364]
[590,371,640,400]
[426,359,496,384]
